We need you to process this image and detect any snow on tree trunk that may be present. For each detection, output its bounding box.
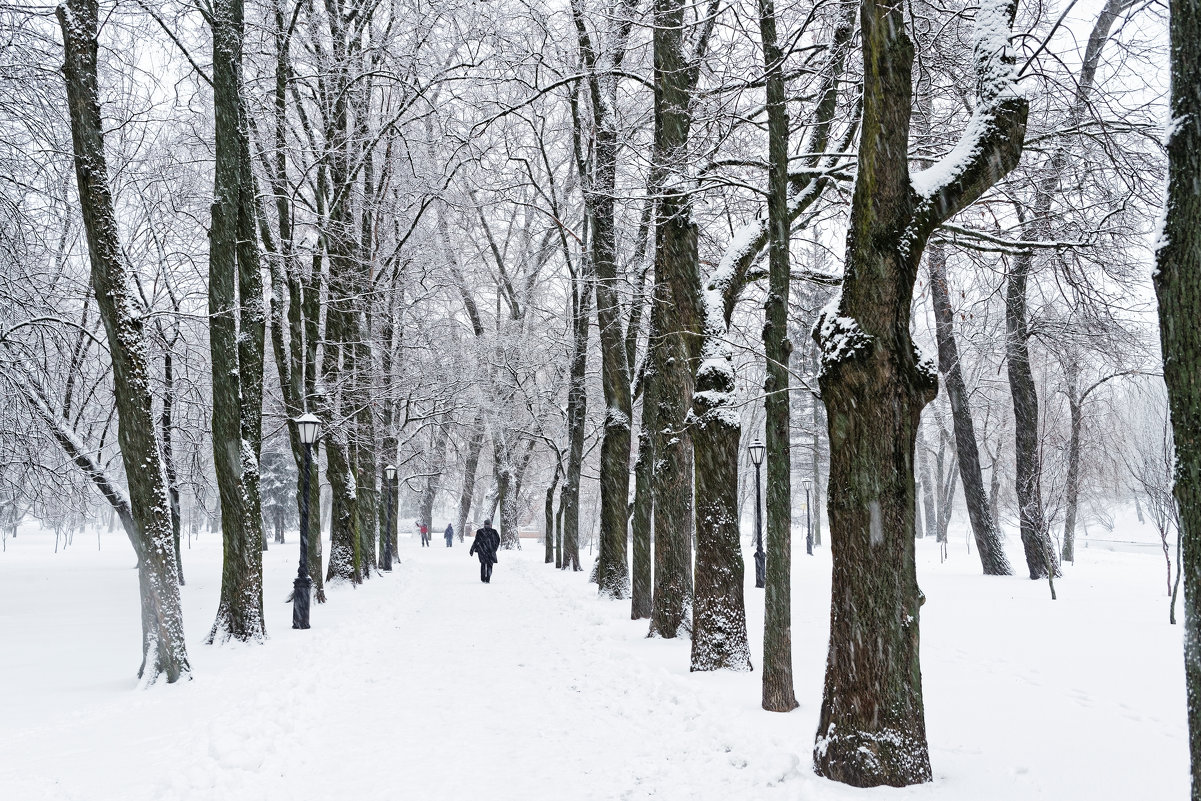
[206,0,268,643]
[57,0,190,682]
[812,0,1027,785]
[1153,0,1201,794]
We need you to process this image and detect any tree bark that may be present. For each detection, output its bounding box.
[630,359,656,619]
[561,270,593,571]
[570,0,639,598]
[58,0,190,682]
[419,417,451,544]
[927,242,1012,573]
[1062,362,1082,563]
[812,0,1026,785]
[208,0,266,642]
[1006,0,1124,581]
[456,413,486,545]
[1006,252,1058,580]
[1153,0,1201,795]
[758,0,797,704]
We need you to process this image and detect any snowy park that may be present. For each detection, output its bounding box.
[2,0,1199,797]
[0,516,1186,800]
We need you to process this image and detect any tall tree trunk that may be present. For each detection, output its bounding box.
[590,126,633,598]
[812,387,824,547]
[561,273,592,571]
[161,322,184,585]
[758,0,797,705]
[811,0,1026,785]
[1153,0,1201,794]
[927,242,1011,573]
[545,465,560,563]
[630,360,656,619]
[58,0,190,682]
[647,0,703,641]
[1062,362,1082,563]
[420,417,451,543]
[456,413,486,544]
[571,0,639,598]
[1006,254,1058,579]
[208,0,266,643]
[916,426,938,539]
[1007,0,1124,581]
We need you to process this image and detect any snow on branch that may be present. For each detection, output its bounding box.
[8,371,135,535]
[909,0,1028,240]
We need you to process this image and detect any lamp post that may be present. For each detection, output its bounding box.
[293,413,321,629]
[382,464,396,571]
[748,437,766,589]
[804,479,813,555]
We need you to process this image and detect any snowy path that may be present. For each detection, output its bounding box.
[0,524,1190,800]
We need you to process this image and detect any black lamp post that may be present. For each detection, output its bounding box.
[804,478,813,555]
[293,413,321,629]
[748,437,766,589]
[382,464,396,571]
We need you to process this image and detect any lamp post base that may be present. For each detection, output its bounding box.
[754,549,766,589]
[292,575,313,629]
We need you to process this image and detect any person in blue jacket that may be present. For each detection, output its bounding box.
[444,523,455,548]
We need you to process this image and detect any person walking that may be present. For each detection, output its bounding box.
[420,522,430,547]
[469,518,500,583]
[444,523,455,548]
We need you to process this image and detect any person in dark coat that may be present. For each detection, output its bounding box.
[468,518,501,583]
[444,523,454,548]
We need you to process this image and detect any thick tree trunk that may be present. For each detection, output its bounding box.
[571,0,638,599]
[927,242,1012,573]
[355,340,378,576]
[811,0,1026,785]
[648,0,700,641]
[208,0,266,643]
[690,380,750,669]
[58,0,190,682]
[591,129,633,595]
[1153,0,1201,795]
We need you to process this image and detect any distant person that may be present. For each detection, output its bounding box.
[420,522,430,547]
[444,523,455,548]
[469,518,501,583]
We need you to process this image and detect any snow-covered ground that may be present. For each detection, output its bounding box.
[0,515,1187,800]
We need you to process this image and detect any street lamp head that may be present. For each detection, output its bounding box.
[803,479,812,492]
[748,437,765,467]
[295,413,321,445]
[384,464,396,481]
